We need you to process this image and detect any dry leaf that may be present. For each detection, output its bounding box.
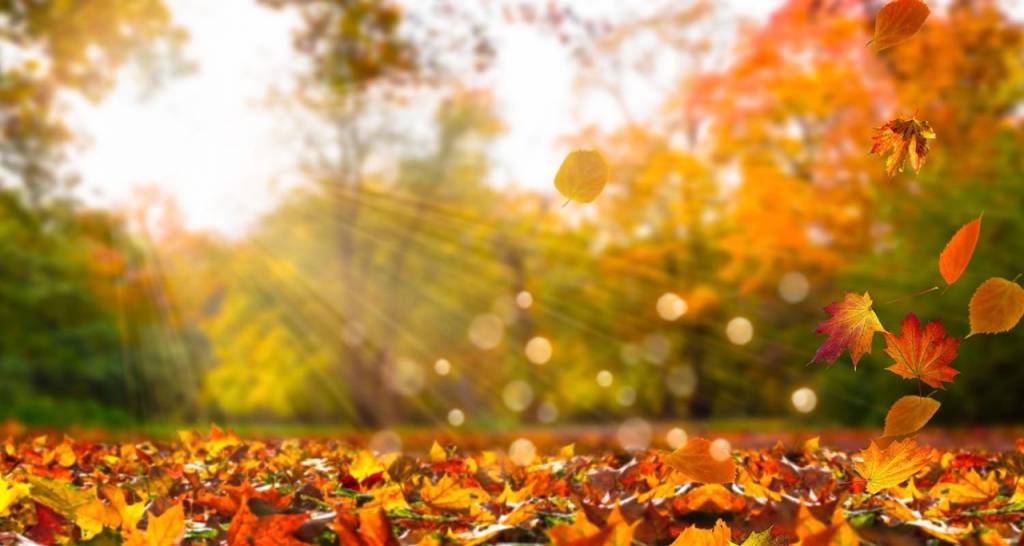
[554,149,609,204]
[812,292,886,368]
[870,117,936,176]
[854,438,934,494]
[968,277,1024,336]
[939,215,982,285]
[870,0,930,51]
[883,396,940,437]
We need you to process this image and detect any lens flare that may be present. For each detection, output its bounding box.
[779,271,810,303]
[666,427,688,449]
[596,370,613,387]
[710,438,732,462]
[368,430,402,454]
[616,385,637,406]
[509,438,536,466]
[515,290,533,309]
[525,336,553,365]
[537,401,558,424]
[791,387,818,413]
[656,292,688,321]
[617,417,652,451]
[434,358,451,376]
[726,316,754,345]
[468,314,504,349]
[502,380,534,412]
[447,408,465,426]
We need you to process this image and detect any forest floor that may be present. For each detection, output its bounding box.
[1,423,1022,544]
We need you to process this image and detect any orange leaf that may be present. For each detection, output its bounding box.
[812,292,885,369]
[854,438,934,494]
[547,510,614,546]
[883,314,959,389]
[333,508,398,546]
[664,438,736,484]
[870,0,930,51]
[883,396,941,437]
[227,498,308,546]
[939,215,982,285]
[670,519,731,546]
[968,277,1024,336]
[929,470,999,505]
[870,117,935,176]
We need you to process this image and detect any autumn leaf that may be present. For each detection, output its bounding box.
[854,438,934,493]
[670,519,731,546]
[929,470,998,505]
[554,149,609,204]
[870,117,935,177]
[139,504,185,546]
[883,395,941,437]
[664,437,736,484]
[75,497,121,540]
[0,474,30,516]
[547,510,615,546]
[227,498,308,546]
[939,215,982,285]
[968,277,1024,336]
[812,292,885,368]
[870,0,930,51]
[883,314,959,389]
[418,474,490,510]
[333,508,398,546]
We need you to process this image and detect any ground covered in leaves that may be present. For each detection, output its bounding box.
[1,428,1023,545]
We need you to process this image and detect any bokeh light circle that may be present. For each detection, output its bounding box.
[779,271,810,303]
[596,370,614,387]
[447,408,465,426]
[502,380,534,412]
[656,293,688,321]
[509,438,537,466]
[525,336,553,365]
[617,417,652,451]
[726,317,754,345]
[468,313,505,349]
[710,438,732,462]
[666,427,688,449]
[791,387,818,413]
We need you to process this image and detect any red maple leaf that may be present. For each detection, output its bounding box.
[812,292,885,368]
[883,313,960,389]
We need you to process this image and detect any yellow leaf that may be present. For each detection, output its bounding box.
[558,443,575,458]
[554,149,609,204]
[27,475,94,518]
[968,277,1024,336]
[75,498,121,540]
[429,441,447,463]
[929,470,999,505]
[143,504,186,546]
[883,396,940,438]
[348,450,386,482]
[854,438,933,494]
[0,474,30,516]
[419,475,490,511]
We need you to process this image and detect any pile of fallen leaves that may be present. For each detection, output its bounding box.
[1,427,1023,545]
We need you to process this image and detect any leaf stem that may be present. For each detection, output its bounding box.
[881,286,939,305]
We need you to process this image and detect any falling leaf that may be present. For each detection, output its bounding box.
[870,0,930,51]
[883,396,941,437]
[812,292,885,368]
[670,519,731,546]
[939,215,982,285]
[429,441,447,463]
[870,117,935,176]
[0,474,30,516]
[664,437,736,484]
[554,149,609,204]
[968,277,1024,336]
[883,314,959,389]
[854,438,934,493]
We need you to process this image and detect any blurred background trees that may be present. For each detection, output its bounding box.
[1,0,1023,429]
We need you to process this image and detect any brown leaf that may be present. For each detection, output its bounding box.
[870,117,935,177]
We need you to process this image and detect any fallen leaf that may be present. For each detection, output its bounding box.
[939,215,982,285]
[870,117,935,176]
[854,438,934,494]
[670,519,731,546]
[664,438,736,484]
[227,498,308,546]
[883,396,941,437]
[968,277,1024,336]
[333,508,398,546]
[554,149,609,204]
[0,474,30,516]
[419,474,490,510]
[929,470,998,505]
[883,314,959,389]
[870,0,930,51]
[812,292,885,368]
[142,504,185,546]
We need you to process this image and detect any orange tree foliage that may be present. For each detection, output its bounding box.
[1,429,1023,544]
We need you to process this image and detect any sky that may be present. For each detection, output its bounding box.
[71,0,781,236]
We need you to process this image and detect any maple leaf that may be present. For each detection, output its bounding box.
[854,438,934,494]
[227,497,309,546]
[929,470,998,506]
[664,438,736,484]
[547,510,615,546]
[870,117,935,177]
[811,292,885,368]
[968,277,1024,336]
[418,474,490,511]
[883,314,960,389]
[939,215,982,285]
[883,395,941,438]
[333,508,398,546]
[870,0,931,52]
[554,149,609,204]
